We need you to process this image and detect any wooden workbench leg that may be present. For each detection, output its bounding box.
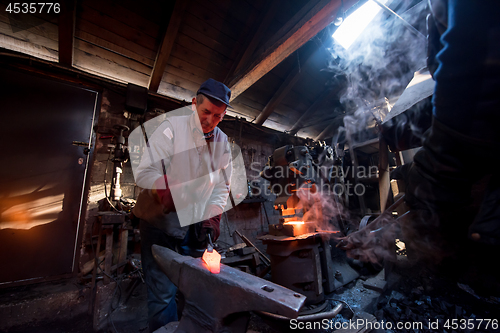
[117,229,129,274]
[88,219,103,315]
[104,229,113,285]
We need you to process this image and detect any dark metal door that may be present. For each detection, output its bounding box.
[0,67,98,285]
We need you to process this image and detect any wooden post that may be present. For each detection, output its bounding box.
[104,229,113,285]
[88,218,103,315]
[378,136,391,212]
[117,228,129,274]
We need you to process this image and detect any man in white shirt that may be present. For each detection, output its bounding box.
[132,79,232,331]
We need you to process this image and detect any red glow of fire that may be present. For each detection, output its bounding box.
[283,221,305,225]
[202,249,221,274]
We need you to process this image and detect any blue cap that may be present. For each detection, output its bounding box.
[196,78,231,107]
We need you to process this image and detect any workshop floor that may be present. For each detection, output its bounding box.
[2,260,499,333]
[0,278,148,333]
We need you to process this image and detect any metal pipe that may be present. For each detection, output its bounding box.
[258,302,343,321]
[372,0,427,41]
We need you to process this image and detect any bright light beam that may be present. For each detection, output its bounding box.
[332,0,388,50]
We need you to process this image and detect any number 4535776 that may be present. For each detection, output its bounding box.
[444,318,498,330]
[6,3,60,14]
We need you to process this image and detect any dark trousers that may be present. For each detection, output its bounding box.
[140,220,205,332]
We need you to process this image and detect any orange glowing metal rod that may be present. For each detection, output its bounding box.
[202,248,221,274]
[283,221,305,225]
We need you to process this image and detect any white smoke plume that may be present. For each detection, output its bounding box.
[328,0,428,143]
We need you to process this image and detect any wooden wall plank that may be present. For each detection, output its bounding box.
[74,39,151,75]
[267,112,297,129]
[0,5,58,40]
[228,101,261,119]
[191,0,255,37]
[183,12,241,54]
[189,2,244,41]
[165,63,206,88]
[75,19,157,61]
[207,0,260,27]
[232,94,266,113]
[117,0,166,26]
[273,104,303,123]
[240,71,283,99]
[179,24,237,60]
[158,81,195,103]
[84,0,160,39]
[75,31,154,67]
[79,4,158,51]
[168,56,217,81]
[0,20,58,51]
[243,0,268,12]
[0,33,57,61]
[73,48,149,86]
[162,71,201,93]
[175,33,232,70]
[261,117,291,133]
[0,3,59,60]
[171,43,229,78]
[168,56,224,82]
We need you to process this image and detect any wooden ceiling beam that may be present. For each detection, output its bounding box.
[58,0,76,67]
[289,88,339,135]
[254,66,301,126]
[228,0,351,101]
[315,113,345,141]
[148,0,188,92]
[224,0,281,85]
[254,47,317,126]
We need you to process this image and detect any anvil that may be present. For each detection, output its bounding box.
[152,245,306,333]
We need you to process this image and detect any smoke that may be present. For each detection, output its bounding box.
[308,2,438,264]
[296,186,352,234]
[327,1,428,143]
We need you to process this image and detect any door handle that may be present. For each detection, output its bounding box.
[72,141,91,155]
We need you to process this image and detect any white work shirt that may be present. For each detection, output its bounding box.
[133,111,232,235]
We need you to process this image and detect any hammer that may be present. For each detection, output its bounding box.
[152,245,306,333]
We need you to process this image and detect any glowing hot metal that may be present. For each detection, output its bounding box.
[202,248,221,274]
[283,221,305,225]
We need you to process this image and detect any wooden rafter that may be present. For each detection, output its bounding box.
[289,88,339,135]
[58,0,76,67]
[314,113,345,140]
[228,0,351,101]
[254,47,316,126]
[255,66,301,126]
[148,0,188,92]
[224,0,280,85]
